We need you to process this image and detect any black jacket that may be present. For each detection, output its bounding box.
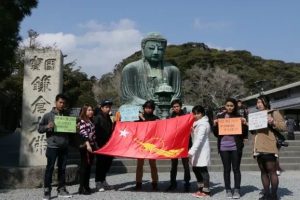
[38,107,69,148]
[139,113,160,121]
[213,112,248,153]
[94,110,113,149]
[169,109,185,118]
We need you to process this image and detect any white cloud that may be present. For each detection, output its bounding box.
[37,32,76,52]
[22,19,143,77]
[193,18,231,31]
[206,42,234,51]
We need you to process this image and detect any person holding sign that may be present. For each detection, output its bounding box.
[189,105,211,198]
[38,94,72,200]
[252,95,286,200]
[78,104,97,195]
[135,100,160,191]
[213,98,248,199]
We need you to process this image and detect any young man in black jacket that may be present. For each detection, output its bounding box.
[94,99,114,192]
[166,99,191,192]
[38,94,72,200]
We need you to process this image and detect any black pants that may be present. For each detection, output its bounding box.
[192,166,210,190]
[170,157,191,184]
[95,154,113,182]
[79,148,94,189]
[220,150,242,190]
[257,154,278,197]
[287,132,295,140]
[44,147,68,190]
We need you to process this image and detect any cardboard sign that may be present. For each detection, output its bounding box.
[54,116,77,133]
[119,105,141,122]
[218,118,242,135]
[248,110,268,131]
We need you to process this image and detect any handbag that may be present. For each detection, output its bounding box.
[269,126,289,148]
[276,138,289,148]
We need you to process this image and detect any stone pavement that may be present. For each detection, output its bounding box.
[0,171,298,200]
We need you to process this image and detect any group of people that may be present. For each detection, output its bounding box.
[38,93,287,200]
[38,94,115,200]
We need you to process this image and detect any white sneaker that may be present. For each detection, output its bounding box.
[103,180,114,190]
[276,170,281,176]
[96,182,105,192]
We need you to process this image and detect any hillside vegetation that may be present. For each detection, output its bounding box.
[95,42,300,107]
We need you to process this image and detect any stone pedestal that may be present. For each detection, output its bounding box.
[19,48,63,166]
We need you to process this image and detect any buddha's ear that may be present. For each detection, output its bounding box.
[141,49,145,57]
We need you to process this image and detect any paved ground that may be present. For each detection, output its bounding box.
[0,171,298,200]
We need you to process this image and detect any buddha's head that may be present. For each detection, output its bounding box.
[141,32,167,63]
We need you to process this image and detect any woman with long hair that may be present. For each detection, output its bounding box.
[78,104,97,195]
[213,98,248,199]
[253,95,286,200]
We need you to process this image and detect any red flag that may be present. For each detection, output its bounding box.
[94,114,194,159]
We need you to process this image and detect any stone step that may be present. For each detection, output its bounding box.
[67,148,300,164]
[67,150,300,172]
[68,156,300,166]
[91,162,300,173]
[113,157,300,166]
[208,140,300,146]
[67,146,300,159]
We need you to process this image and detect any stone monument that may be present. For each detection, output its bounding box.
[19,48,63,166]
[120,32,181,118]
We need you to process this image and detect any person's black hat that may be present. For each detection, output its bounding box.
[100,99,113,107]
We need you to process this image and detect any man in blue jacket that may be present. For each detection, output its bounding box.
[38,94,72,200]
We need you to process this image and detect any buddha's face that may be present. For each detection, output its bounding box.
[143,40,165,63]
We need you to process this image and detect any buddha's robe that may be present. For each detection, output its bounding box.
[121,59,181,105]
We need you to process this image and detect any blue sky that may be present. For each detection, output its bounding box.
[20,0,300,77]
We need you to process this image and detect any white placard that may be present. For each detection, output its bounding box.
[119,105,141,122]
[248,110,268,130]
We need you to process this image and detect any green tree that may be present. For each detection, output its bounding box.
[93,65,122,107]
[182,66,246,108]
[0,0,38,81]
[63,62,97,108]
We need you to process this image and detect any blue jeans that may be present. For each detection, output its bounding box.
[44,147,68,190]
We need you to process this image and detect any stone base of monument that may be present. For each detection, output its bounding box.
[0,164,79,189]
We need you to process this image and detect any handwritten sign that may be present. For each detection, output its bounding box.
[248,110,268,131]
[119,105,141,122]
[218,118,242,135]
[54,116,76,133]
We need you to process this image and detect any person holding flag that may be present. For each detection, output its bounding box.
[94,102,195,191]
[94,100,114,192]
[166,99,191,192]
[135,100,160,191]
